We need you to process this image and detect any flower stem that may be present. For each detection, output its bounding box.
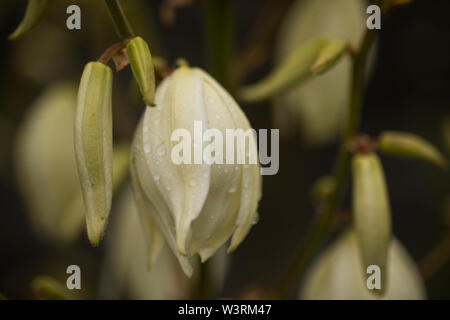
[195,260,211,299]
[104,0,135,41]
[203,0,235,91]
[276,28,377,299]
[97,41,129,64]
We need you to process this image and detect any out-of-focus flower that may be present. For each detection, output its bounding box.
[274,0,366,145]
[131,66,261,276]
[379,131,448,170]
[300,230,426,300]
[9,0,52,40]
[99,187,228,299]
[15,82,84,243]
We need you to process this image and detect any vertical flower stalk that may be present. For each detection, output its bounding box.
[75,62,114,246]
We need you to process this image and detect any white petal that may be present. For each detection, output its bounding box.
[190,71,243,260]
[131,118,194,276]
[146,67,211,255]
[198,69,262,253]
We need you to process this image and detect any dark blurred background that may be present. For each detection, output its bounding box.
[0,0,449,299]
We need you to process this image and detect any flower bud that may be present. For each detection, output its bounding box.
[9,0,52,40]
[379,131,448,170]
[300,230,426,300]
[130,66,261,276]
[126,36,156,106]
[238,37,347,103]
[75,62,113,246]
[273,0,367,146]
[352,153,391,293]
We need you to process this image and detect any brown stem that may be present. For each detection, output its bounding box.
[97,41,129,65]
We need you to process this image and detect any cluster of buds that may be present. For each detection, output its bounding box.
[74,36,261,275]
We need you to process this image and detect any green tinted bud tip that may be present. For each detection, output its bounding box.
[126,36,156,107]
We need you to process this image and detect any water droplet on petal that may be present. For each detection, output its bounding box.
[144,144,151,154]
[189,179,196,187]
[154,173,160,182]
[154,119,160,125]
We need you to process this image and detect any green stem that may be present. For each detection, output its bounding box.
[195,260,211,299]
[104,0,135,41]
[203,0,235,91]
[276,29,376,299]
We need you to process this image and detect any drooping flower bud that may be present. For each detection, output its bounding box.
[378,131,448,170]
[300,230,426,300]
[9,0,52,40]
[352,153,392,293]
[75,62,113,246]
[273,0,367,146]
[238,37,347,103]
[130,66,261,276]
[126,36,156,106]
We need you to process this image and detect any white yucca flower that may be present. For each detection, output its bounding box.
[99,187,229,299]
[300,230,426,300]
[130,66,261,276]
[15,82,85,243]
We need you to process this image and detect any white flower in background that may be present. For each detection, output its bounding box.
[131,66,261,276]
[99,188,228,299]
[15,82,85,243]
[300,230,426,300]
[275,0,366,145]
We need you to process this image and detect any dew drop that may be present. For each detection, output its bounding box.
[144,144,151,154]
[154,119,160,125]
[189,179,196,187]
